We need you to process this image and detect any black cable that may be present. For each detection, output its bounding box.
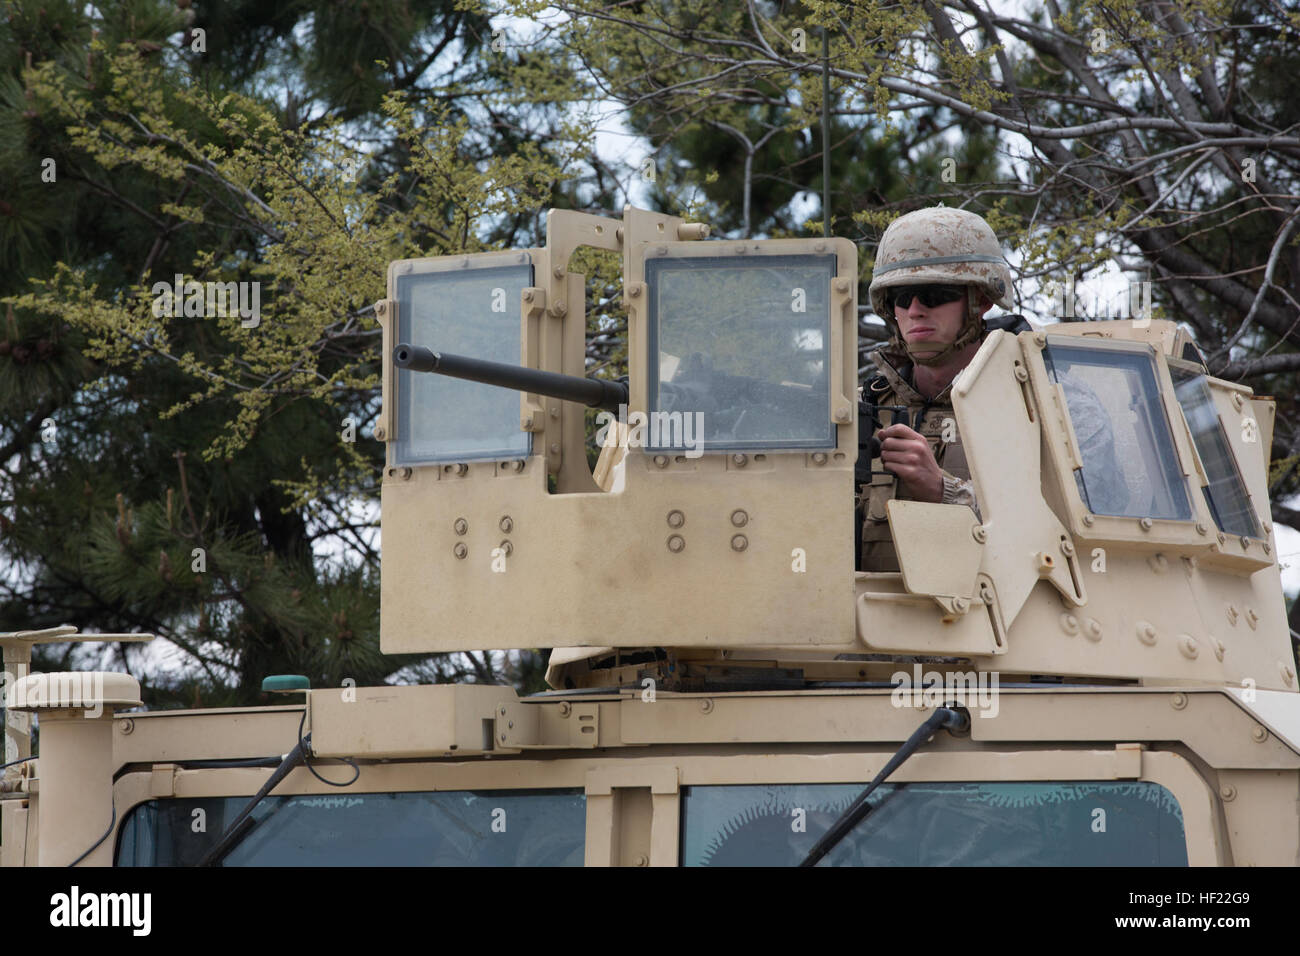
[67,802,117,867]
[297,709,359,788]
[0,755,37,772]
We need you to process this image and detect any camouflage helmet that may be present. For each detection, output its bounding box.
[868,206,1013,364]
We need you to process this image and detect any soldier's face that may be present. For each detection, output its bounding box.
[893,293,967,348]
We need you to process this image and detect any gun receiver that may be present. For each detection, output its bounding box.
[392,344,629,413]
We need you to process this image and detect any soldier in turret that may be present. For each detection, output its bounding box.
[858,206,1012,571]
[859,206,1127,572]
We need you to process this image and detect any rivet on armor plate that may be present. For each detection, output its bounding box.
[559,701,571,717]
[731,509,748,527]
[1226,605,1238,626]
[454,518,468,535]
[732,453,747,467]
[1147,553,1168,573]
[498,517,513,534]
[1139,517,1153,531]
[654,455,669,468]
[834,278,850,293]
[455,463,468,476]
[1252,726,1268,742]
[1211,637,1225,661]
[731,534,748,552]
[1137,622,1157,646]
[1245,607,1258,629]
[1195,521,1208,534]
[973,525,987,543]
[1170,692,1188,710]
[1059,539,1073,556]
[1217,532,1226,544]
[1060,613,1079,635]
[811,452,827,465]
[1013,365,1029,382]
[549,443,560,454]
[1281,662,1296,686]
[1081,513,1094,526]
[667,534,685,553]
[454,543,468,559]
[499,540,512,556]
[814,242,826,253]
[666,509,685,528]
[1240,535,1250,549]
[699,699,714,713]
[1178,634,1199,659]
[374,425,388,441]
[1084,618,1102,641]
[1263,542,1272,555]
[1220,785,1237,801]
[553,266,564,278]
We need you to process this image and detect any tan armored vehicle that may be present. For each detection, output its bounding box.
[3,206,1297,867]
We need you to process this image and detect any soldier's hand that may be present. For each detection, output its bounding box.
[877,423,944,503]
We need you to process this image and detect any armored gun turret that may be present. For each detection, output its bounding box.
[4,205,1298,871]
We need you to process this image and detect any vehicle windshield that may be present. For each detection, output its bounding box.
[681,781,1188,866]
[117,789,585,866]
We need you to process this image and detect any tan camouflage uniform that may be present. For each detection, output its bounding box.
[858,347,981,573]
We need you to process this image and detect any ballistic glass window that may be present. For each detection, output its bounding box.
[393,256,534,465]
[1169,365,1262,539]
[680,781,1187,866]
[645,254,837,452]
[1043,341,1192,521]
[116,789,585,866]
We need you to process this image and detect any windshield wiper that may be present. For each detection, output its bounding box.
[798,707,968,867]
[196,736,310,867]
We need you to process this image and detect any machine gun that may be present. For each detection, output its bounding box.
[394,344,829,446]
[392,344,629,412]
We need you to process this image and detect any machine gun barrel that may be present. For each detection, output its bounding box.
[393,344,629,413]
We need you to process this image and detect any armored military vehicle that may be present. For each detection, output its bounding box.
[3,205,1297,867]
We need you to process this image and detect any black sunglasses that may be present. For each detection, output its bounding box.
[887,285,967,310]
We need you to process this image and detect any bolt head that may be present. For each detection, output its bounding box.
[730,509,749,527]
[731,534,748,552]
[653,454,669,468]
[667,534,685,553]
